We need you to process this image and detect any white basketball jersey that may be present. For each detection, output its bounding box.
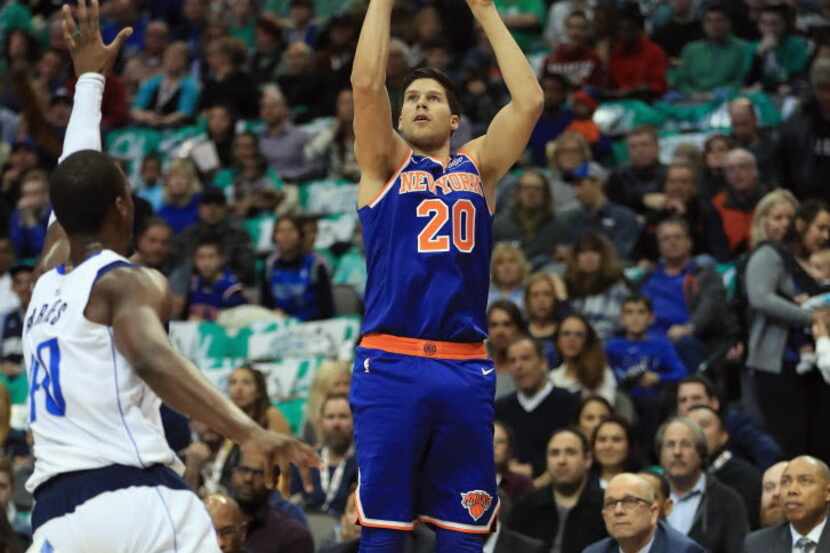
[23,250,183,493]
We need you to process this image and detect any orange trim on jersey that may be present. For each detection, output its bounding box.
[457,148,496,215]
[359,333,487,360]
[367,150,413,208]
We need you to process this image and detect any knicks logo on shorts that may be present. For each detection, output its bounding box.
[459,490,493,521]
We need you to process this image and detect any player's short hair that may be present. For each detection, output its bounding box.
[50,150,128,235]
[622,294,653,312]
[550,426,591,456]
[400,67,461,117]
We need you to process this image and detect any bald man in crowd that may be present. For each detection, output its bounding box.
[744,456,830,552]
[206,494,248,553]
[761,462,789,529]
[582,474,704,553]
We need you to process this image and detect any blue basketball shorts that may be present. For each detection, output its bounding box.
[349,334,500,535]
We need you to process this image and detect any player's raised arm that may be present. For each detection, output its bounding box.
[102,266,318,487]
[36,0,132,277]
[462,0,544,202]
[351,0,409,206]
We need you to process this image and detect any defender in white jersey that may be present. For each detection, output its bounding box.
[25,3,317,552]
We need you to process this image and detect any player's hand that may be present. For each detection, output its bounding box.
[62,0,132,76]
[241,428,319,490]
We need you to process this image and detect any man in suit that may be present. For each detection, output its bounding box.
[761,461,789,528]
[508,427,607,553]
[658,416,750,553]
[582,473,705,553]
[744,456,830,553]
[687,405,762,529]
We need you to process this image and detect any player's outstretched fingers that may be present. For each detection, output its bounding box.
[89,0,102,34]
[108,27,134,53]
[62,5,79,50]
[77,0,89,39]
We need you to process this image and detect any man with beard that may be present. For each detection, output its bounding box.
[744,456,830,552]
[761,461,789,528]
[658,417,749,553]
[507,427,606,553]
[231,445,314,553]
[291,394,357,516]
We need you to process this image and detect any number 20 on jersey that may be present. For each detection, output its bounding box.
[416,198,476,253]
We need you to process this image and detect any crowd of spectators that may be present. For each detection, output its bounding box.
[1,0,830,551]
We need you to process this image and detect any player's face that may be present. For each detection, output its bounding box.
[488,309,518,350]
[398,78,459,151]
[228,368,259,410]
[579,400,610,441]
[620,302,652,336]
[594,422,628,470]
[194,245,224,281]
[321,398,353,451]
[676,382,714,416]
[507,339,547,394]
[547,432,590,486]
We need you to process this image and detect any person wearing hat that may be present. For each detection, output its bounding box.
[606,2,668,101]
[559,161,642,260]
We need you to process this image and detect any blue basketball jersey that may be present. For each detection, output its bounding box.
[359,150,493,343]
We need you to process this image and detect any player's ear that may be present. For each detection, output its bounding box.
[450,114,460,131]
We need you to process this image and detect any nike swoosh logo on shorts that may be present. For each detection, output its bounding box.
[481,367,495,376]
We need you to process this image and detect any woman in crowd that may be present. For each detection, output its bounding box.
[262,215,334,321]
[590,415,641,489]
[157,158,202,234]
[576,394,614,442]
[228,364,291,433]
[303,360,352,445]
[551,313,617,404]
[746,200,830,463]
[130,41,200,129]
[487,300,527,398]
[544,131,591,214]
[525,272,568,367]
[699,133,735,199]
[565,232,631,341]
[488,243,533,311]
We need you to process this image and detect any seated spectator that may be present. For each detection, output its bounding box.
[605,3,668,101]
[258,85,321,182]
[494,420,534,511]
[495,336,579,479]
[746,3,811,93]
[713,148,767,256]
[670,2,752,100]
[728,98,781,186]
[576,395,613,443]
[551,314,617,405]
[290,394,356,516]
[284,0,318,47]
[182,420,230,495]
[759,461,788,528]
[542,131,590,214]
[199,37,258,120]
[158,159,202,235]
[564,90,611,162]
[527,73,573,166]
[525,272,568,368]
[544,0,594,49]
[605,295,687,439]
[607,126,668,216]
[652,0,704,61]
[676,375,783,471]
[130,41,199,129]
[638,469,676,519]
[249,17,285,88]
[540,11,605,89]
[700,134,735,199]
[212,132,286,216]
[303,88,360,182]
[185,237,248,321]
[493,170,571,263]
[657,417,750,553]
[559,162,642,261]
[0,238,18,316]
[170,187,256,288]
[686,405,762,529]
[122,20,169,93]
[488,243,532,311]
[132,218,175,275]
[591,416,641,490]
[134,154,164,211]
[205,494,249,553]
[565,232,631,341]
[277,41,329,123]
[228,448,315,553]
[587,473,706,553]
[639,218,737,371]
[493,0,546,53]
[508,428,608,552]
[228,365,290,435]
[203,103,237,169]
[744,456,830,553]
[9,170,49,262]
[303,361,352,445]
[778,57,830,201]
[0,264,32,382]
[262,215,334,321]
[488,301,527,398]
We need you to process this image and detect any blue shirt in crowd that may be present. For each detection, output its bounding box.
[133,74,201,118]
[605,333,688,397]
[158,194,201,234]
[640,264,691,334]
[9,208,49,261]
[186,269,247,321]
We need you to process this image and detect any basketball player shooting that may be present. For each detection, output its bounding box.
[350,1,543,552]
[23,2,316,551]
